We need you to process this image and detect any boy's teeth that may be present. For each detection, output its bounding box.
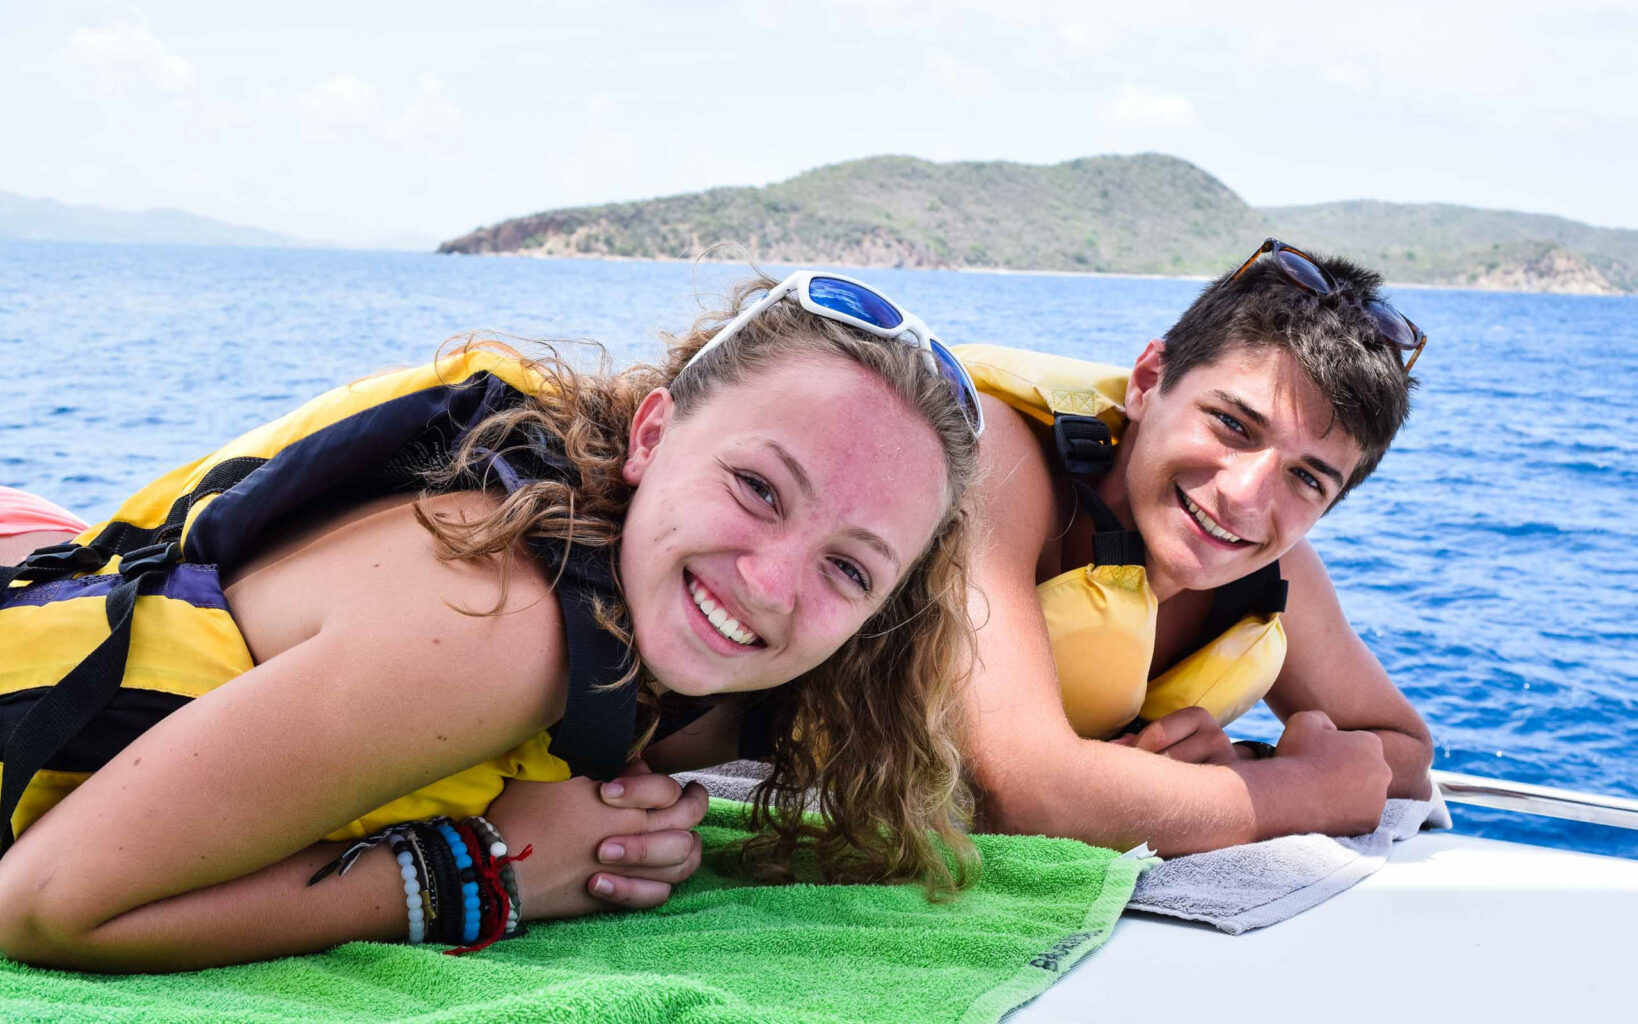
[1184,495,1244,543]
[688,574,761,646]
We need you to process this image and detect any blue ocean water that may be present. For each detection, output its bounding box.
[3,239,1634,858]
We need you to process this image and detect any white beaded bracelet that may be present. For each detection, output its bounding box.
[389,833,427,944]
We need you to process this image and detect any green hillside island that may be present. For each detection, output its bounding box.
[438,155,1636,295]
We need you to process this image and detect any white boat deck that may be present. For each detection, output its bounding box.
[1017,831,1638,1021]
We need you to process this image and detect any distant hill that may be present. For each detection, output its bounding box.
[0,191,302,248]
[438,155,1635,295]
[1263,200,1636,294]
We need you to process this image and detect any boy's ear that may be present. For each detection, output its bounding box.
[1125,339,1165,423]
[622,388,676,486]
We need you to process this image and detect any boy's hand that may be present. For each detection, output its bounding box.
[1109,707,1239,765]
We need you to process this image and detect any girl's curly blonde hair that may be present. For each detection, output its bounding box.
[419,272,980,896]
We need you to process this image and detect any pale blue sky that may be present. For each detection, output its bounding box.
[2,0,1633,245]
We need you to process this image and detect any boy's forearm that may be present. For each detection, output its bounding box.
[978,734,1390,857]
[1372,725,1435,799]
[978,741,1305,856]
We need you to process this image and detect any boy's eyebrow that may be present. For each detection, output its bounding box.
[1209,389,1268,429]
[1208,390,1346,490]
[1302,456,1346,489]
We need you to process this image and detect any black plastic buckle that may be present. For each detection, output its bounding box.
[1053,414,1115,479]
[20,542,106,572]
[118,542,182,580]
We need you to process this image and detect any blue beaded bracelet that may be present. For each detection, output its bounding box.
[436,822,479,945]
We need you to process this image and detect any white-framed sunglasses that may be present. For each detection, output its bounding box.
[682,271,985,437]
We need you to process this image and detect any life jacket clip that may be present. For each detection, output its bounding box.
[1053,414,1115,479]
[118,542,182,580]
[19,542,104,573]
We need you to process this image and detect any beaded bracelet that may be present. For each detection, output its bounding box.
[434,820,480,946]
[388,832,427,944]
[454,820,499,943]
[404,827,439,934]
[307,816,530,954]
[466,815,523,937]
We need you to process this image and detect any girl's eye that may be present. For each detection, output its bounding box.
[831,557,872,594]
[1213,411,1248,437]
[737,472,777,509]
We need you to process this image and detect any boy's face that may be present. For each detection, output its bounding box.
[1121,340,1364,597]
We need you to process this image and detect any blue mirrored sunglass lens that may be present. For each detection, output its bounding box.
[929,340,983,432]
[808,276,904,330]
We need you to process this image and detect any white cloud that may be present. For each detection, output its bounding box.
[1107,84,1197,126]
[1323,62,1373,91]
[389,73,466,151]
[66,22,195,93]
[298,74,381,126]
[927,50,996,100]
[294,72,464,154]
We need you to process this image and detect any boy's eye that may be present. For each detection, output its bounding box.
[737,472,777,509]
[1213,411,1248,437]
[831,557,872,594]
[1294,468,1324,493]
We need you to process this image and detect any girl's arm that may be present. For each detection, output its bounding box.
[0,494,577,971]
[641,703,748,773]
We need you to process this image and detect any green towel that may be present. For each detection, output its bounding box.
[0,800,1149,1024]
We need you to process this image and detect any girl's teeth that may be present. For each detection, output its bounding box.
[689,574,760,645]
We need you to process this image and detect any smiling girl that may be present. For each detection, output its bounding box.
[0,270,983,971]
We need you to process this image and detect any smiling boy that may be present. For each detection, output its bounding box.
[957,239,1435,855]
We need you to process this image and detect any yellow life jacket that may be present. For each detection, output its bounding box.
[0,349,650,850]
[954,344,1289,740]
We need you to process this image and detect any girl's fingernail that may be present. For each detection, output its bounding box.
[593,876,615,895]
[602,782,624,800]
[600,842,625,862]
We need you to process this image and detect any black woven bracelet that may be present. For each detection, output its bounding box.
[416,821,462,945]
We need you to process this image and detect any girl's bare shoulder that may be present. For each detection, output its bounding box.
[223,491,565,713]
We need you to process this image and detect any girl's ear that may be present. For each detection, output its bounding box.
[1124,339,1165,423]
[622,387,676,486]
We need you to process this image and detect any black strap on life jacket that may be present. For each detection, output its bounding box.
[535,537,637,781]
[1053,413,1145,567]
[1195,561,1289,646]
[0,541,181,854]
[474,442,637,782]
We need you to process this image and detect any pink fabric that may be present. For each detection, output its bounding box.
[0,486,90,537]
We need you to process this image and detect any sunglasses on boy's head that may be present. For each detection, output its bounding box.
[683,271,986,437]
[1230,238,1429,373]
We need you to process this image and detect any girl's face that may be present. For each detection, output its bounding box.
[618,354,949,697]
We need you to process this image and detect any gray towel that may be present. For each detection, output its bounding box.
[677,761,1450,936]
[1125,791,1452,934]
[674,759,772,804]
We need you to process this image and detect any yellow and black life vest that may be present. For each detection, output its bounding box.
[0,350,653,852]
[954,344,1289,740]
